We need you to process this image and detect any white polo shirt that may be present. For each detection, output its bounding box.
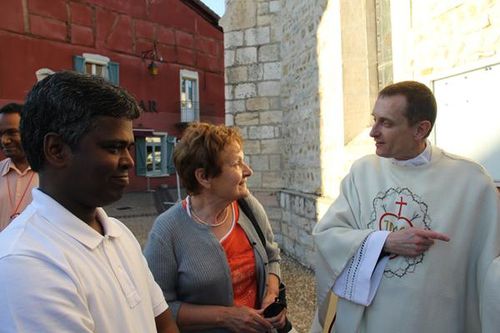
[0,189,168,333]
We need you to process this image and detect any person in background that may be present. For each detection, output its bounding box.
[0,102,39,231]
[311,81,499,333]
[0,71,179,333]
[144,122,287,333]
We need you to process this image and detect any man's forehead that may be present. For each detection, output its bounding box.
[373,95,407,114]
[0,112,21,127]
[87,116,134,139]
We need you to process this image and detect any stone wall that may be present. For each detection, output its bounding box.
[411,0,499,79]
[220,0,286,255]
[221,0,325,266]
[390,0,500,81]
[280,0,324,195]
[340,0,378,143]
[278,0,328,265]
[376,0,393,88]
[220,0,283,191]
[279,191,318,266]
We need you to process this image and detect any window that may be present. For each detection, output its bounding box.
[432,62,500,185]
[135,134,176,177]
[73,53,119,85]
[180,69,199,122]
[146,137,162,174]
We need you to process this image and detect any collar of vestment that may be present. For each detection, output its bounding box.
[391,140,432,167]
[30,189,123,250]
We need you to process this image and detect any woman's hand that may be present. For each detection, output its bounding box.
[261,290,279,311]
[259,273,286,330]
[222,306,273,333]
[261,273,280,309]
[259,307,287,330]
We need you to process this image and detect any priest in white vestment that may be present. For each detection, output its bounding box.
[311,81,500,333]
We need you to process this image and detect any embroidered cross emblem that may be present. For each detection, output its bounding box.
[395,197,407,216]
[368,187,432,278]
[378,196,414,232]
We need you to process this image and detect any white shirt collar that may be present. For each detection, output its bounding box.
[391,141,432,167]
[30,188,122,249]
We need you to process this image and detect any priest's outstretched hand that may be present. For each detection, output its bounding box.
[383,228,450,257]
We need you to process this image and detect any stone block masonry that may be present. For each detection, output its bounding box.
[221,0,325,268]
[221,0,283,192]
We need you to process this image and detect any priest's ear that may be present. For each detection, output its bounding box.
[43,133,72,168]
[414,120,432,140]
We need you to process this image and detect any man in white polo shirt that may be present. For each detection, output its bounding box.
[0,71,179,333]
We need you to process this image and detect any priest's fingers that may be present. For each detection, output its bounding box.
[414,229,450,242]
[417,237,434,247]
[384,228,449,256]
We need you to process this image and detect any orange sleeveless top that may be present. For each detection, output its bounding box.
[221,203,258,308]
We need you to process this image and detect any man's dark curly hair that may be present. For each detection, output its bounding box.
[21,71,141,171]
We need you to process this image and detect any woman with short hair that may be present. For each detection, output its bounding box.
[144,122,286,333]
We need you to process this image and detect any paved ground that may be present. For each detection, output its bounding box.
[105,191,316,333]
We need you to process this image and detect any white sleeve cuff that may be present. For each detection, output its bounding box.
[332,230,390,306]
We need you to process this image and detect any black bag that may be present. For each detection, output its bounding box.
[237,198,293,333]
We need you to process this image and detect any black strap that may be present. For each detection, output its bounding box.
[238,198,293,333]
[237,198,266,247]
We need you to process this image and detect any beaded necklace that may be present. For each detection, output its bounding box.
[186,196,230,227]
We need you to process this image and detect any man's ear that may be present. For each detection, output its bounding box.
[414,120,432,140]
[194,168,211,190]
[43,133,71,168]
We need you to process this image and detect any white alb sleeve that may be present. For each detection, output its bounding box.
[332,230,390,306]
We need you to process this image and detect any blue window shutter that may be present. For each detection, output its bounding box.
[73,56,85,73]
[135,137,146,176]
[108,61,119,85]
[167,136,176,174]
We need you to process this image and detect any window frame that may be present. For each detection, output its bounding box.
[83,53,109,78]
[135,133,176,177]
[73,53,119,85]
[145,137,164,176]
[179,69,200,122]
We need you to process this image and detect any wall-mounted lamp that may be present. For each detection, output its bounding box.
[142,41,163,76]
[147,61,159,75]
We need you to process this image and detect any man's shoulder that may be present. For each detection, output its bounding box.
[438,147,481,165]
[0,202,88,263]
[105,214,143,246]
[351,154,381,171]
[436,147,492,176]
[0,206,45,260]
[431,147,498,193]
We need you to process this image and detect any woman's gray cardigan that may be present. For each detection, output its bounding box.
[144,194,281,332]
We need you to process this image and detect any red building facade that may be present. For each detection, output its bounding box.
[0,0,224,191]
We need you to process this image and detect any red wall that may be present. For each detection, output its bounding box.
[0,0,225,191]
